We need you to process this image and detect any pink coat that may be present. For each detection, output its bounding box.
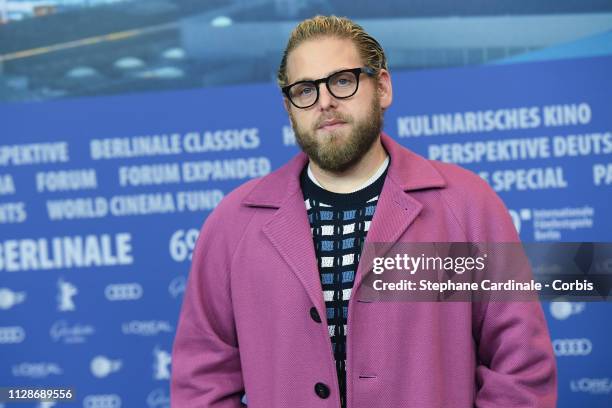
[172,133,557,407]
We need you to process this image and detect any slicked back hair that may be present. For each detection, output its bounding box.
[277,15,388,88]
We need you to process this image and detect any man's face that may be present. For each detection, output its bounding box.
[284,37,391,172]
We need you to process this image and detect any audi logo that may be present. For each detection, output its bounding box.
[0,326,25,344]
[552,338,592,356]
[104,283,143,301]
[83,394,121,408]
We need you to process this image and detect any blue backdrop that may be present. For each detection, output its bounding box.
[1,54,611,407]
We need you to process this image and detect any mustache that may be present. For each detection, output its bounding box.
[314,113,352,129]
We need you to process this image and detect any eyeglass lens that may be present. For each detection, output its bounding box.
[289,70,359,108]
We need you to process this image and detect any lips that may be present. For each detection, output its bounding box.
[317,118,346,130]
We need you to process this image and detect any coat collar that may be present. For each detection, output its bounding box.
[242,132,446,208]
[244,133,447,313]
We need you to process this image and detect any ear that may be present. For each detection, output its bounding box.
[283,97,296,125]
[376,69,393,110]
[283,96,291,114]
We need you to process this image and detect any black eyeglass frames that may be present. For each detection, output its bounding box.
[282,66,376,109]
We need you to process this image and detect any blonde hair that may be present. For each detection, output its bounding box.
[277,15,388,88]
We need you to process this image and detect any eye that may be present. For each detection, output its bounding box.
[292,84,315,98]
[332,73,355,87]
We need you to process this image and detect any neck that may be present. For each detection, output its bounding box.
[309,137,387,193]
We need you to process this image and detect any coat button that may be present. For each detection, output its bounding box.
[314,382,330,399]
[309,307,321,323]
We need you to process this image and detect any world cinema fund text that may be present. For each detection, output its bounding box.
[367,253,595,301]
[0,127,269,226]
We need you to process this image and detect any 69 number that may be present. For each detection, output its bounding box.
[169,229,200,262]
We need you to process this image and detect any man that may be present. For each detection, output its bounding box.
[172,15,557,408]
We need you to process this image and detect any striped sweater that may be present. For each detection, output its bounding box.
[301,161,388,408]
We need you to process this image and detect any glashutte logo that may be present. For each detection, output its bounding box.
[147,388,170,408]
[50,320,94,344]
[168,276,185,298]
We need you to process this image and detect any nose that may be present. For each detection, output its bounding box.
[316,83,337,110]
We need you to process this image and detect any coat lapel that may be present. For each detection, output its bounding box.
[262,189,326,313]
[352,133,447,298]
[246,153,327,314]
[352,175,423,299]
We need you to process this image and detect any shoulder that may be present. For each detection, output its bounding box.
[430,160,493,200]
[428,160,519,241]
[189,177,265,265]
[202,177,263,230]
[197,151,303,237]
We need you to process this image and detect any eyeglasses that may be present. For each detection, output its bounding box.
[282,66,375,109]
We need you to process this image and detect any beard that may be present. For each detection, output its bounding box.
[290,96,383,173]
